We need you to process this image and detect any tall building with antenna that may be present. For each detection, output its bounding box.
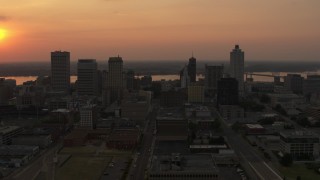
[188,54,197,83]
[230,45,245,95]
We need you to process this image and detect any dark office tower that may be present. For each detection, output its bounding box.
[284,74,304,94]
[126,70,135,90]
[188,56,197,83]
[217,78,239,106]
[230,45,244,95]
[106,56,124,103]
[51,51,70,93]
[77,59,98,96]
[205,65,224,97]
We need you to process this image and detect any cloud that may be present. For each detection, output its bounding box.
[0,16,9,21]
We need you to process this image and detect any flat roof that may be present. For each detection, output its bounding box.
[0,126,22,134]
[151,154,218,172]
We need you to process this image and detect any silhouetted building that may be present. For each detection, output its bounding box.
[230,45,244,95]
[304,75,320,96]
[160,90,186,107]
[51,51,70,93]
[217,78,239,106]
[126,70,135,90]
[141,75,152,88]
[205,65,224,97]
[284,74,304,94]
[77,59,98,96]
[188,56,197,83]
[106,56,124,103]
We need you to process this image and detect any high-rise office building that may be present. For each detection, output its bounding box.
[230,45,244,94]
[77,59,98,96]
[51,51,70,92]
[79,104,98,129]
[217,78,239,106]
[180,65,190,88]
[205,65,224,96]
[106,56,124,102]
[188,56,197,83]
[303,75,320,95]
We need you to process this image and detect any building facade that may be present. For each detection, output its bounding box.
[51,51,70,92]
[217,78,239,106]
[77,59,98,96]
[188,56,197,83]
[106,56,124,103]
[205,65,224,97]
[280,131,320,160]
[79,105,98,129]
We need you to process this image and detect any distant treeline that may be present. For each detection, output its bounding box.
[0,60,319,76]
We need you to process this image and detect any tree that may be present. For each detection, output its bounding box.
[280,153,293,167]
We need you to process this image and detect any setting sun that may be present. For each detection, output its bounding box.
[0,29,7,40]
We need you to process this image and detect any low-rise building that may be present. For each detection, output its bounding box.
[280,131,320,161]
[12,135,52,148]
[0,126,23,145]
[63,129,88,147]
[105,128,140,150]
[149,154,219,180]
[244,124,265,134]
[219,105,244,122]
[156,108,188,141]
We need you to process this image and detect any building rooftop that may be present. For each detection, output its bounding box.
[280,131,318,139]
[0,126,22,135]
[245,124,264,129]
[151,154,218,173]
[157,107,185,121]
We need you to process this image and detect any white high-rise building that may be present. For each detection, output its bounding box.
[180,65,190,88]
[51,51,70,93]
[80,105,98,129]
[230,45,244,94]
[77,59,98,96]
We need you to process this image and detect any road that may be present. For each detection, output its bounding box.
[127,104,157,180]
[212,108,283,180]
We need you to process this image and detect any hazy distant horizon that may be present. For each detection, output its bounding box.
[1,60,320,77]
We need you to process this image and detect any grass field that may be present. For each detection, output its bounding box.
[279,164,320,180]
[56,156,112,180]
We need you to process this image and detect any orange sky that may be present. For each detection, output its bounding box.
[0,0,319,62]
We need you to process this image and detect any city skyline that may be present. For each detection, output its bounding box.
[0,0,320,62]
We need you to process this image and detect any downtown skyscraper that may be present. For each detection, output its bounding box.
[230,45,245,94]
[188,56,197,83]
[51,51,70,93]
[106,56,124,103]
[77,59,98,96]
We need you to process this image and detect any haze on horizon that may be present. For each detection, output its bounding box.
[0,0,319,63]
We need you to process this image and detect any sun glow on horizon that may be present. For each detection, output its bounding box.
[0,29,8,41]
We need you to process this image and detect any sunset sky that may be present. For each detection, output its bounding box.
[0,0,319,62]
